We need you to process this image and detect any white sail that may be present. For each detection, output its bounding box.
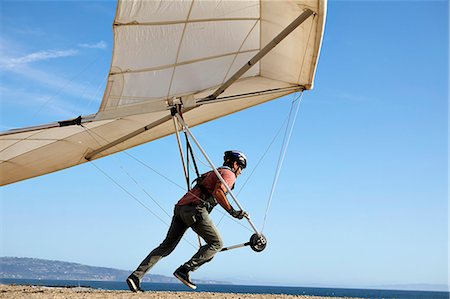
[0,0,326,186]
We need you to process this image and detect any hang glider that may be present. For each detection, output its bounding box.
[0,0,327,186]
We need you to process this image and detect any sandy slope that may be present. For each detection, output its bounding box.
[0,285,362,299]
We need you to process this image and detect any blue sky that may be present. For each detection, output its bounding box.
[0,0,448,291]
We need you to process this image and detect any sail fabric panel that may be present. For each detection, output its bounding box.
[224,52,260,82]
[0,131,40,152]
[189,1,259,20]
[178,20,259,63]
[0,140,19,153]
[1,112,170,185]
[99,0,326,117]
[116,0,192,24]
[260,1,324,88]
[296,15,320,86]
[112,24,184,71]
[0,119,116,185]
[239,21,260,52]
[2,140,59,162]
[1,126,86,161]
[171,55,239,96]
[110,69,173,102]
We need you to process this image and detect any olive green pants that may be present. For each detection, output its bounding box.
[132,205,223,280]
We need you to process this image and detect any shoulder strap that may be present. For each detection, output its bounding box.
[216,166,235,190]
[193,166,236,193]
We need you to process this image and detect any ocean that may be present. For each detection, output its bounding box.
[0,278,448,299]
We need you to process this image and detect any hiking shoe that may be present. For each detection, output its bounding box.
[126,274,143,292]
[173,265,197,290]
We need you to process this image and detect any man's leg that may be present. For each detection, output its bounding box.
[182,208,223,271]
[131,210,188,280]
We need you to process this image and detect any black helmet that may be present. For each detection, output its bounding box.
[224,150,247,169]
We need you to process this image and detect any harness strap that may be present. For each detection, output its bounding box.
[193,166,235,212]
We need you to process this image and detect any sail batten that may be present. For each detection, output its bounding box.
[115,17,261,27]
[110,49,260,76]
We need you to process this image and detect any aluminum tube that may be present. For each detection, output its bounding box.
[84,114,174,160]
[173,116,203,248]
[84,107,195,161]
[173,116,190,189]
[0,114,96,136]
[175,114,260,235]
[220,242,248,252]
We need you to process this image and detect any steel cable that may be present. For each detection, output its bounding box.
[261,91,303,232]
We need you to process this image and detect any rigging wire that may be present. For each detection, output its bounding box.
[261,91,304,232]
[124,152,186,190]
[180,96,300,231]
[90,162,197,251]
[33,51,107,119]
[90,162,169,227]
[134,127,254,232]
[215,106,292,228]
[236,113,291,197]
[81,125,198,249]
[82,88,303,238]
[81,125,176,218]
[81,123,251,234]
[126,148,252,233]
[84,73,109,112]
[120,166,172,219]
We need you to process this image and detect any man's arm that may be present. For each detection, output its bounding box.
[212,181,232,212]
[212,181,247,219]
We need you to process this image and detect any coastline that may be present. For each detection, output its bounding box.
[0,284,362,299]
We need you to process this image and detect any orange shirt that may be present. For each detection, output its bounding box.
[177,167,236,206]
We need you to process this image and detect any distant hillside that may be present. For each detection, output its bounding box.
[0,257,226,284]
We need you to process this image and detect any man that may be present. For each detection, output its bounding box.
[127,150,248,292]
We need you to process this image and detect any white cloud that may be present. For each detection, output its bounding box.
[2,49,79,68]
[0,45,105,105]
[0,39,104,128]
[78,41,107,49]
[1,62,104,105]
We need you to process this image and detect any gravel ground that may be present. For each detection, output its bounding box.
[0,285,363,299]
